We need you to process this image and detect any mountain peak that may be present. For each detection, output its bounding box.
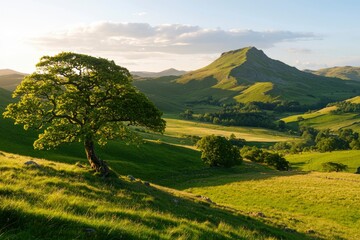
[220,46,259,56]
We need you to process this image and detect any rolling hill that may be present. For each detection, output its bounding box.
[0,69,26,91]
[131,68,187,78]
[135,47,360,113]
[282,95,360,131]
[307,66,360,81]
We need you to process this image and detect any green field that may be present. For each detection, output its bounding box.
[164,118,295,144]
[286,150,360,172]
[282,103,360,131]
[2,152,309,240]
[180,170,360,240]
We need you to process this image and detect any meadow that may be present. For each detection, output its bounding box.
[0,151,310,240]
[1,92,360,239]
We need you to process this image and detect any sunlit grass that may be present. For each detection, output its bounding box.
[179,169,360,240]
[0,152,307,239]
[286,150,360,172]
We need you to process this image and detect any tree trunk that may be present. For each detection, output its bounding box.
[84,138,109,176]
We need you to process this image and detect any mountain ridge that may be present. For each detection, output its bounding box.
[135,47,360,112]
[307,66,360,81]
[131,68,187,78]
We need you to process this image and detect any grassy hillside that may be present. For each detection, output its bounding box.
[286,150,360,172]
[1,152,311,240]
[309,66,360,81]
[0,72,26,91]
[179,170,360,240]
[135,47,360,114]
[282,97,360,131]
[1,76,360,239]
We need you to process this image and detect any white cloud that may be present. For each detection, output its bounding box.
[31,22,318,55]
[287,48,312,54]
[134,12,147,16]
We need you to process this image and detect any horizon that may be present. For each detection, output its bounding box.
[1,0,360,73]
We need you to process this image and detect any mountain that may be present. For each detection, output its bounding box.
[131,68,187,78]
[307,66,360,81]
[0,69,25,76]
[0,69,26,91]
[135,47,360,112]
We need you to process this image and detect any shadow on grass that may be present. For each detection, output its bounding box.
[1,164,319,240]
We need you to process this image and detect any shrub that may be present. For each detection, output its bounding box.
[196,135,242,168]
[262,152,290,171]
[240,146,263,162]
[321,162,348,172]
[241,146,290,171]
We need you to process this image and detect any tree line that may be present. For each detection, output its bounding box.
[273,126,360,153]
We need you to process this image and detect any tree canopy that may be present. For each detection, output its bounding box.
[196,135,242,168]
[3,52,166,175]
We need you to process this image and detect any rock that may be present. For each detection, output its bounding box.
[200,195,213,203]
[306,229,315,234]
[127,175,136,181]
[24,160,39,167]
[143,181,150,187]
[252,212,266,218]
[355,167,360,174]
[284,227,296,233]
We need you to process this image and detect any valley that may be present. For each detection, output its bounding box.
[1,47,360,240]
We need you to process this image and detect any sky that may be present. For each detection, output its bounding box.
[1,0,360,73]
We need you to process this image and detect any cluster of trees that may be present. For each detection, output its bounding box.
[330,101,360,114]
[196,135,243,168]
[180,103,279,129]
[273,126,360,153]
[240,146,290,171]
[185,96,220,106]
[321,162,348,172]
[196,134,290,171]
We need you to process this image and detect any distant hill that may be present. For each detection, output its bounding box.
[0,69,26,91]
[135,47,360,112]
[282,95,360,131]
[131,68,187,78]
[0,69,25,76]
[307,66,360,81]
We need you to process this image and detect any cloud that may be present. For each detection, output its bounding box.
[31,22,319,55]
[287,48,312,54]
[134,12,147,16]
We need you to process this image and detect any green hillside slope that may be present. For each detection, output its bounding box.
[309,66,360,81]
[282,96,360,131]
[135,47,360,113]
[1,152,311,240]
[0,70,26,91]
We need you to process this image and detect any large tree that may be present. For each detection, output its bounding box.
[3,52,165,176]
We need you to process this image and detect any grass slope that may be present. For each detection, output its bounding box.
[286,150,360,172]
[1,152,308,240]
[180,170,360,240]
[282,97,360,131]
[135,47,360,114]
[0,73,26,91]
[309,66,360,81]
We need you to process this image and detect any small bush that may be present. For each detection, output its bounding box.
[321,162,348,172]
